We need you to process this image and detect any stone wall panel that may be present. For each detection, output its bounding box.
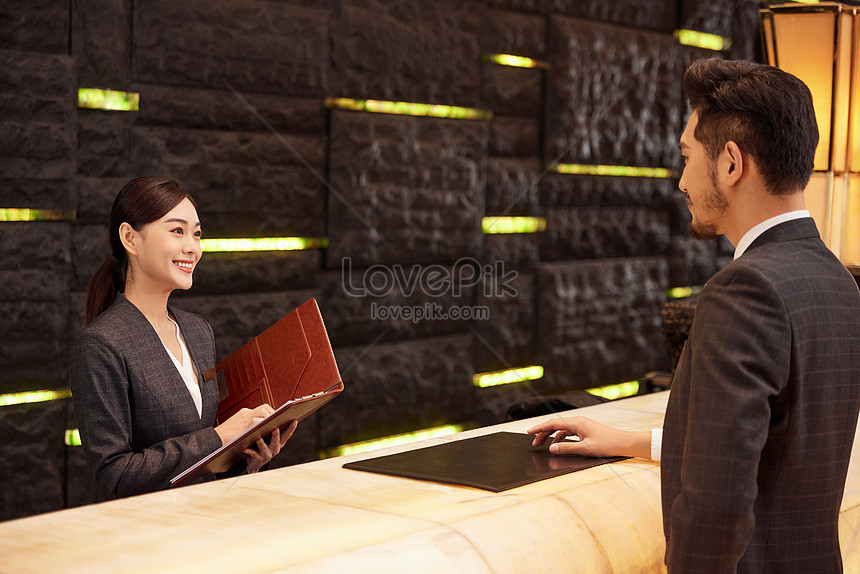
[322,267,475,348]
[482,65,543,117]
[486,0,548,15]
[133,0,330,96]
[481,234,540,273]
[0,222,72,390]
[0,400,68,521]
[545,16,684,170]
[0,179,76,211]
[0,1,69,53]
[471,383,538,427]
[192,251,322,296]
[488,116,540,158]
[486,157,541,215]
[129,127,326,237]
[551,0,678,34]
[70,224,105,292]
[0,51,76,185]
[332,0,483,106]
[77,111,135,179]
[540,173,676,209]
[541,208,671,261]
[76,177,127,223]
[0,51,76,125]
[473,271,536,373]
[72,0,131,87]
[681,0,760,61]
[537,257,669,391]
[327,110,487,267]
[137,85,326,135]
[484,9,546,58]
[668,235,718,288]
[320,334,474,448]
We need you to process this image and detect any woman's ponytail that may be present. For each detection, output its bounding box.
[84,254,126,325]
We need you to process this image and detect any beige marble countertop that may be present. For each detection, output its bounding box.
[2,391,859,573]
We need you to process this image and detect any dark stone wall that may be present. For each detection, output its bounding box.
[0,0,760,520]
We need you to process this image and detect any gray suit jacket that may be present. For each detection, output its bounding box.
[662,218,860,573]
[71,295,222,501]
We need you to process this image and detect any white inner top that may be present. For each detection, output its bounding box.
[162,313,203,418]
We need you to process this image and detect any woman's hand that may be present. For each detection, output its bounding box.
[215,404,275,445]
[243,420,298,474]
[527,416,652,459]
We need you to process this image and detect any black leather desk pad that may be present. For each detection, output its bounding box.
[342,431,627,492]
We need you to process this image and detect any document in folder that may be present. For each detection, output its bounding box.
[170,299,343,487]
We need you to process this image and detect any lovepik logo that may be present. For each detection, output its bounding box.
[341,257,518,298]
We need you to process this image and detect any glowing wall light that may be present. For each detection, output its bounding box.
[482,53,549,69]
[326,98,492,120]
[554,164,673,178]
[481,216,547,234]
[0,208,76,222]
[78,88,140,111]
[200,237,329,252]
[65,429,82,447]
[0,389,72,407]
[473,365,544,388]
[666,286,702,299]
[585,381,640,401]
[674,29,733,51]
[322,424,464,458]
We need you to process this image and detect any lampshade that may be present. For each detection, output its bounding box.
[760,2,860,266]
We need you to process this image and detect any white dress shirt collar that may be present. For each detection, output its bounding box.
[733,210,810,260]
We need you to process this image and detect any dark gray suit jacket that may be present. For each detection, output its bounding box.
[662,218,860,573]
[71,295,222,501]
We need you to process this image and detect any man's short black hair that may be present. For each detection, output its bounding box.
[683,58,819,195]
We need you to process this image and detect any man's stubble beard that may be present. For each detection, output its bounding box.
[689,163,728,241]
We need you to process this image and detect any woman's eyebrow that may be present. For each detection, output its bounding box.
[164,217,201,227]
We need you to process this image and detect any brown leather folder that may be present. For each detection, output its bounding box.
[212,298,342,424]
[170,298,343,487]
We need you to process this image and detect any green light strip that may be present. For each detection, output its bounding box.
[322,424,464,458]
[585,381,640,401]
[555,164,673,178]
[0,208,76,222]
[473,365,544,388]
[200,237,329,252]
[666,286,703,299]
[483,53,548,69]
[78,88,140,111]
[481,216,547,235]
[65,429,82,447]
[326,98,492,120]
[674,29,732,52]
[0,389,72,407]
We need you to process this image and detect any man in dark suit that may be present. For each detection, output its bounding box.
[530,59,860,572]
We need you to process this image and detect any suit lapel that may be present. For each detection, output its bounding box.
[170,306,219,423]
[115,296,204,422]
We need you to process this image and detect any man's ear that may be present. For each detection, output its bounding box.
[722,141,744,186]
[118,222,138,257]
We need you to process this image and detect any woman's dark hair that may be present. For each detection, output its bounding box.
[683,58,819,195]
[84,177,195,325]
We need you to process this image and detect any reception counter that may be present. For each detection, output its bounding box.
[3,391,860,573]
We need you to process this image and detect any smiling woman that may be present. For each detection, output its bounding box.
[71,177,296,502]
